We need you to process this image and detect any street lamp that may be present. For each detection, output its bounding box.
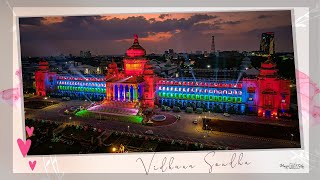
[127,126,130,131]
[112,147,117,152]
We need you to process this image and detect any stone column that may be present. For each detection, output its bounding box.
[134,85,138,102]
[123,84,126,102]
[118,84,120,101]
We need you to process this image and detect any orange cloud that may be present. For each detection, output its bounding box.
[116,30,181,43]
[99,13,191,22]
[41,17,64,25]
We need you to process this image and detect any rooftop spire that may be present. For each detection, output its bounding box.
[265,54,273,63]
[133,34,139,44]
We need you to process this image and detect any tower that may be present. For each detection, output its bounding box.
[35,60,49,96]
[260,32,275,55]
[257,55,290,118]
[143,62,155,107]
[211,35,215,53]
[123,34,148,76]
[34,60,56,97]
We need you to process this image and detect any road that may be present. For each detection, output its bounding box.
[25,98,301,150]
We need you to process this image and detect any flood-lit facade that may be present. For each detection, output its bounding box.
[35,35,291,118]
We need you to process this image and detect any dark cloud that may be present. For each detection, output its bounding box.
[19,14,219,42]
[214,19,243,26]
[159,14,170,19]
[257,14,273,19]
[222,20,242,25]
[19,17,44,26]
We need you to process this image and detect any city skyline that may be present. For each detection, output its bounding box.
[19,10,294,57]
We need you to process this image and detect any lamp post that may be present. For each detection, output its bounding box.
[205,124,210,137]
[127,125,130,132]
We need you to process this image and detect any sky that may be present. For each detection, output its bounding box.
[19,10,293,57]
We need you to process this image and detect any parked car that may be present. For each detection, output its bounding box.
[62,97,70,101]
[195,108,203,114]
[173,106,181,112]
[193,119,198,124]
[144,130,154,135]
[185,107,193,113]
[223,113,230,117]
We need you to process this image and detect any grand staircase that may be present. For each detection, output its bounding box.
[87,100,140,116]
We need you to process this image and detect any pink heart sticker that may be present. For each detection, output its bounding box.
[17,138,31,157]
[26,126,34,137]
[29,160,36,171]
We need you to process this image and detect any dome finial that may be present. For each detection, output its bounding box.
[134,34,139,44]
[265,54,273,63]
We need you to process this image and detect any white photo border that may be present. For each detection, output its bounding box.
[12,7,309,173]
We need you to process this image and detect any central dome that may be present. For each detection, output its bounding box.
[126,34,146,58]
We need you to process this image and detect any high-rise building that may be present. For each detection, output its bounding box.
[260,32,275,55]
[211,35,215,53]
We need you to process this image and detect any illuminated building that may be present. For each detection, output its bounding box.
[104,34,155,108]
[260,32,275,55]
[36,63,106,100]
[156,79,246,113]
[35,61,57,97]
[34,35,291,118]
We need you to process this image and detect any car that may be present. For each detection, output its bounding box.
[62,97,70,101]
[144,130,154,135]
[223,113,230,117]
[193,119,198,124]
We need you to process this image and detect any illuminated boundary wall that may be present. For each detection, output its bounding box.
[155,79,256,114]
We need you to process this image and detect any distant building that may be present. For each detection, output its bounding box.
[165,49,177,60]
[80,50,92,58]
[196,51,202,55]
[204,51,209,57]
[260,32,275,55]
[215,50,220,57]
[219,51,241,58]
[68,64,101,75]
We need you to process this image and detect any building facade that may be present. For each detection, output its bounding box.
[34,35,291,118]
